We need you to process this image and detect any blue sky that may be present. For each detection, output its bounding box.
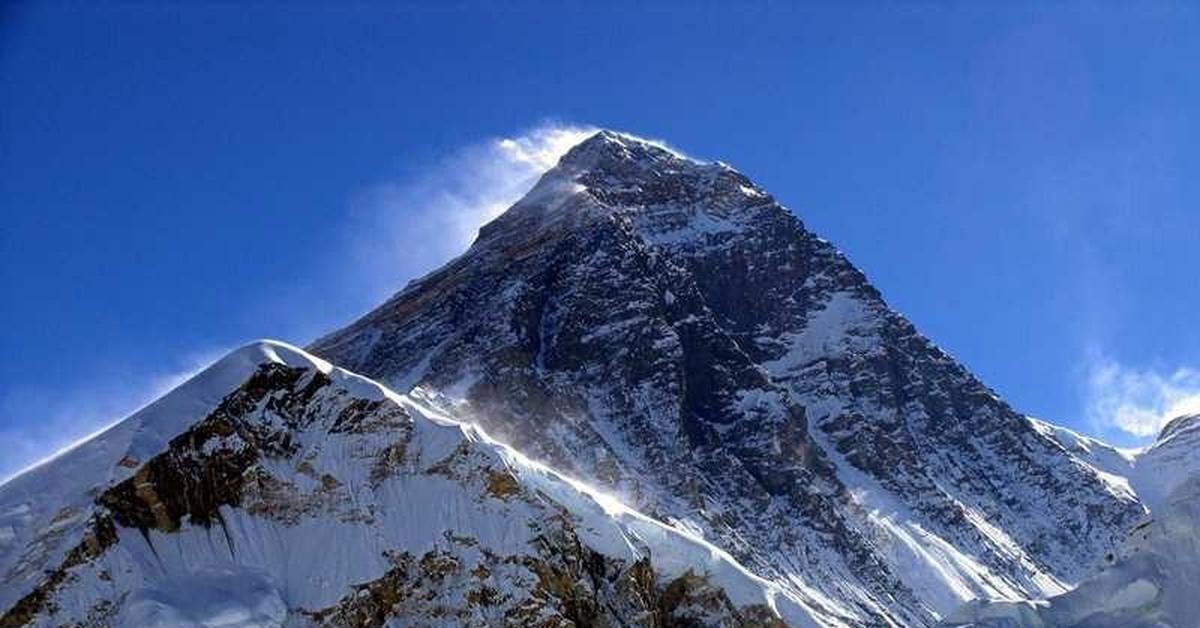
[2,3,1198,479]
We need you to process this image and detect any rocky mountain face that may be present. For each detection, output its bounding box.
[0,342,815,628]
[0,131,1164,627]
[310,131,1145,626]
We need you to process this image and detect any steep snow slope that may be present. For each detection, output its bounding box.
[312,131,1144,626]
[944,475,1200,628]
[946,415,1200,627]
[0,341,824,627]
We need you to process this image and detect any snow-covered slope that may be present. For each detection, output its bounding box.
[311,131,1145,626]
[1130,414,1200,514]
[0,341,824,627]
[945,415,1200,627]
[943,479,1200,627]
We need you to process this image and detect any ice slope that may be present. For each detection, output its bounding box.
[0,340,825,627]
[1033,413,1200,517]
[943,475,1200,627]
[312,130,1144,626]
[943,415,1200,627]
[1130,414,1200,514]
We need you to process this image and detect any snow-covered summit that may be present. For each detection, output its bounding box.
[556,130,699,171]
[1132,412,1200,516]
[1034,409,1200,517]
[0,341,311,578]
[945,415,1200,625]
[945,475,1200,628]
[469,129,766,256]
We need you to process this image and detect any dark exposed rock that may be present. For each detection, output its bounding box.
[304,524,780,628]
[311,130,1143,625]
[0,515,117,628]
[98,363,310,532]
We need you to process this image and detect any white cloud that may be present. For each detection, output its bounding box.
[1086,356,1200,439]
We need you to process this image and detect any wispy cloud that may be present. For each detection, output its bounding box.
[1085,355,1200,440]
[341,123,596,304]
[252,122,597,343]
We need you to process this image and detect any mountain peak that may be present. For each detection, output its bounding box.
[555,129,704,175]
[541,129,763,219]
[471,129,758,252]
[567,129,677,155]
[312,132,1146,625]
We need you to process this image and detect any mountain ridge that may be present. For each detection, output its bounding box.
[0,340,827,627]
[0,130,1173,627]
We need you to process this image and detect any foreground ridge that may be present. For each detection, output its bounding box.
[0,340,823,627]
